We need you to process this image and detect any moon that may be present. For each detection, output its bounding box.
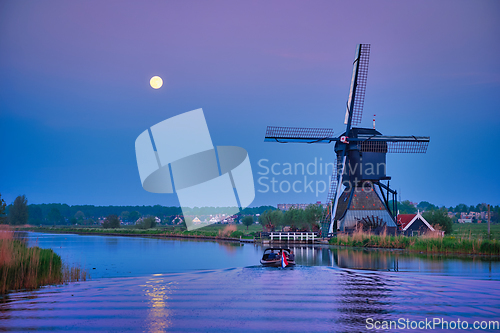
[150,76,163,89]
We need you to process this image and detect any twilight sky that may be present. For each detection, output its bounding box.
[1,0,499,208]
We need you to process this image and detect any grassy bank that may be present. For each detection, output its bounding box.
[0,228,88,293]
[330,229,500,255]
[23,223,263,240]
[451,223,500,241]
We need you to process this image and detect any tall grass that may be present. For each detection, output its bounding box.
[330,228,500,255]
[0,226,88,294]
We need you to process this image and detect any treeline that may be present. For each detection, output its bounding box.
[0,193,275,226]
[394,200,500,223]
[396,200,500,215]
[258,205,323,232]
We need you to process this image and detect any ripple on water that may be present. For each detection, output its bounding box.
[1,266,499,332]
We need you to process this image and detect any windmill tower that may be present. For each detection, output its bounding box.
[264,44,430,236]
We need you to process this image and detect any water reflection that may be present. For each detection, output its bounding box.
[334,248,399,271]
[288,246,401,270]
[336,270,393,330]
[280,245,499,279]
[219,242,243,255]
[104,237,119,247]
[142,275,175,332]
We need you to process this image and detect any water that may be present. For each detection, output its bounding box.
[0,232,499,332]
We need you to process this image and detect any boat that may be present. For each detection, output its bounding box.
[260,248,295,267]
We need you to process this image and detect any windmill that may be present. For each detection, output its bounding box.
[264,44,430,236]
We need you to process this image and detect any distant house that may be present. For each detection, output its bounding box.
[277,202,328,211]
[397,212,436,236]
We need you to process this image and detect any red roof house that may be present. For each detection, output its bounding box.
[397,211,436,236]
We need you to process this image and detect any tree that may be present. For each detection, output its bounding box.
[120,211,130,221]
[28,205,43,225]
[258,210,283,231]
[128,211,141,222]
[102,214,120,229]
[453,204,468,213]
[475,203,488,212]
[422,209,453,234]
[136,216,157,229]
[74,211,85,221]
[283,208,303,231]
[417,201,437,212]
[242,215,254,230]
[47,208,63,225]
[398,200,417,214]
[0,194,7,224]
[8,195,29,225]
[304,204,322,231]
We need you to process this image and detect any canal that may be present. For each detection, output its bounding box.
[0,232,498,332]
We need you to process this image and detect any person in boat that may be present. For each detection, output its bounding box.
[288,250,295,262]
[268,251,277,260]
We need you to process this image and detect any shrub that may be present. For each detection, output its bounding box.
[230,231,245,238]
[136,216,157,229]
[102,214,120,229]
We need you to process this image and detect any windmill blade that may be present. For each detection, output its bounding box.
[344,44,370,128]
[329,148,347,234]
[264,126,336,144]
[358,136,430,153]
[325,156,339,202]
[319,161,338,236]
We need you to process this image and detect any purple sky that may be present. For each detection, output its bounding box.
[1,0,499,208]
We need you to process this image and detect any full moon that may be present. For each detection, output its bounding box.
[150,76,163,89]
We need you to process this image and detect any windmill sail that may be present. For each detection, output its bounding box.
[358,136,430,153]
[320,156,339,236]
[344,44,370,127]
[329,151,346,235]
[265,126,335,143]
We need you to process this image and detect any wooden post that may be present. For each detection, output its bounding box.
[488,204,491,238]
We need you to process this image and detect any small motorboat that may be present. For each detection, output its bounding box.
[260,248,295,267]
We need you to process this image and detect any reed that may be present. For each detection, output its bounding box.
[329,229,500,255]
[0,226,88,294]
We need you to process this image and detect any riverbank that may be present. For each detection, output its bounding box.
[330,230,500,255]
[20,225,251,243]
[21,225,500,256]
[0,228,88,293]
